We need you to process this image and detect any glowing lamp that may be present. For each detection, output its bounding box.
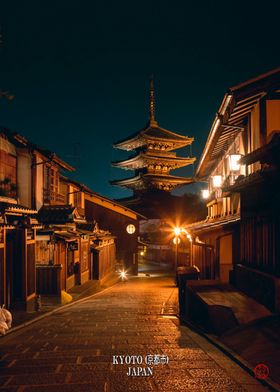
[228,154,241,172]
[212,175,222,188]
[174,227,181,236]
[201,189,210,199]
[173,237,181,245]
[119,270,128,281]
[126,224,136,234]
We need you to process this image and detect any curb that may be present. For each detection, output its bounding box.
[1,278,122,339]
[178,314,280,392]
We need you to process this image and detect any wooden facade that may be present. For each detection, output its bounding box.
[0,128,120,309]
[0,218,37,311]
[84,191,139,274]
[189,68,280,311]
[111,78,195,193]
[91,237,116,281]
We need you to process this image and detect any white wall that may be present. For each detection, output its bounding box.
[17,149,32,208]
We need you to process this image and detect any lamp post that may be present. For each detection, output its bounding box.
[173,227,181,281]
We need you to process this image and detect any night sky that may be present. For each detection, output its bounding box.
[1,1,279,199]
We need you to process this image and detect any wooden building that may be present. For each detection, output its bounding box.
[0,129,40,310]
[36,176,117,296]
[188,67,280,311]
[60,177,117,285]
[36,205,87,293]
[83,186,141,275]
[111,78,195,198]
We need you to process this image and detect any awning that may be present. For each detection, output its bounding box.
[54,231,79,242]
[187,214,240,233]
[224,167,278,192]
[38,205,75,224]
[240,132,280,166]
[0,202,37,215]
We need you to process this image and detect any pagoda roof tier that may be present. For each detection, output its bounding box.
[112,151,196,170]
[113,123,194,151]
[110,173,193,191]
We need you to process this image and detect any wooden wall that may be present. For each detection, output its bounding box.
[85,199,138,273]
[240,216,280,276]
[192,242,215,279]
[97,241,116,280]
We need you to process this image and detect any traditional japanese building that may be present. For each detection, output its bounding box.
[187,67,280,313]
[111,79,195,195]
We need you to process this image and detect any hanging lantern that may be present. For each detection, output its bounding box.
[126,224,136,234]
[212,175,222,188]
[228,154,242,172]
[201,189,210,199]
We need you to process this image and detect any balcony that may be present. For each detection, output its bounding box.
[43,189,66,205]
[0,178,17,200]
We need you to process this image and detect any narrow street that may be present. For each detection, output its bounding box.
[0,274,266,392]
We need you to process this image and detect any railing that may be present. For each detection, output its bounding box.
[43,189,66,204]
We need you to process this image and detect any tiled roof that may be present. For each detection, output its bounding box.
[113,123,193,150]
[0,202,37,215]
[196,67,280,179]
[111,173,193,187]
[38,205,75,224]
[224,167,278,192]
[0,127,74,171]
[187,214,240,233]
[144,125,191,141]
[240,132,280,166]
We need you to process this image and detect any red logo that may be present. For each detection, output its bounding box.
[254,363,269,380]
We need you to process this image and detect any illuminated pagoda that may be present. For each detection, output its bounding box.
[111,78,195,195]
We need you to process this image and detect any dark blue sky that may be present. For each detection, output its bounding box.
[1,1,279,199]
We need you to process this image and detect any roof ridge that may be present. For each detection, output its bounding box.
[230,66,280,92]
[145,124,191,140]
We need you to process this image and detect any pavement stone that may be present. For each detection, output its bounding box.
[0,275,268,391]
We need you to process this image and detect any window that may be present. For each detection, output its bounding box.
[44,164,61,203]
[0,149,17,198]
[74,191,82,208]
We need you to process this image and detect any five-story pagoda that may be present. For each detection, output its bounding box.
[111,78,195,195]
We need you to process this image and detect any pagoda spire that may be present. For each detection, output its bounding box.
[149,75,158,127]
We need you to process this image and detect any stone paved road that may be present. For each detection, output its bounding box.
[0,276,267,392]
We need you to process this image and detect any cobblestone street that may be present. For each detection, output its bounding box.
[0,275,267,392]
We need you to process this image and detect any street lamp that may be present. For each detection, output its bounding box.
[228,154,242,172]
[212,175,222,188]
[201,189,210,199]
[173,227,181,280]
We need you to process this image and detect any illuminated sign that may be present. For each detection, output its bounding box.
[126,224,136,234]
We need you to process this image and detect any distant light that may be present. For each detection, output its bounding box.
[119,270,127,280]
[228,154,242,172]
[140,251,144,256]
[173,237,181,245]
[201,189,210,199]
[212,175,222,188]
[174,227,181,236]
[126,224,136,234]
